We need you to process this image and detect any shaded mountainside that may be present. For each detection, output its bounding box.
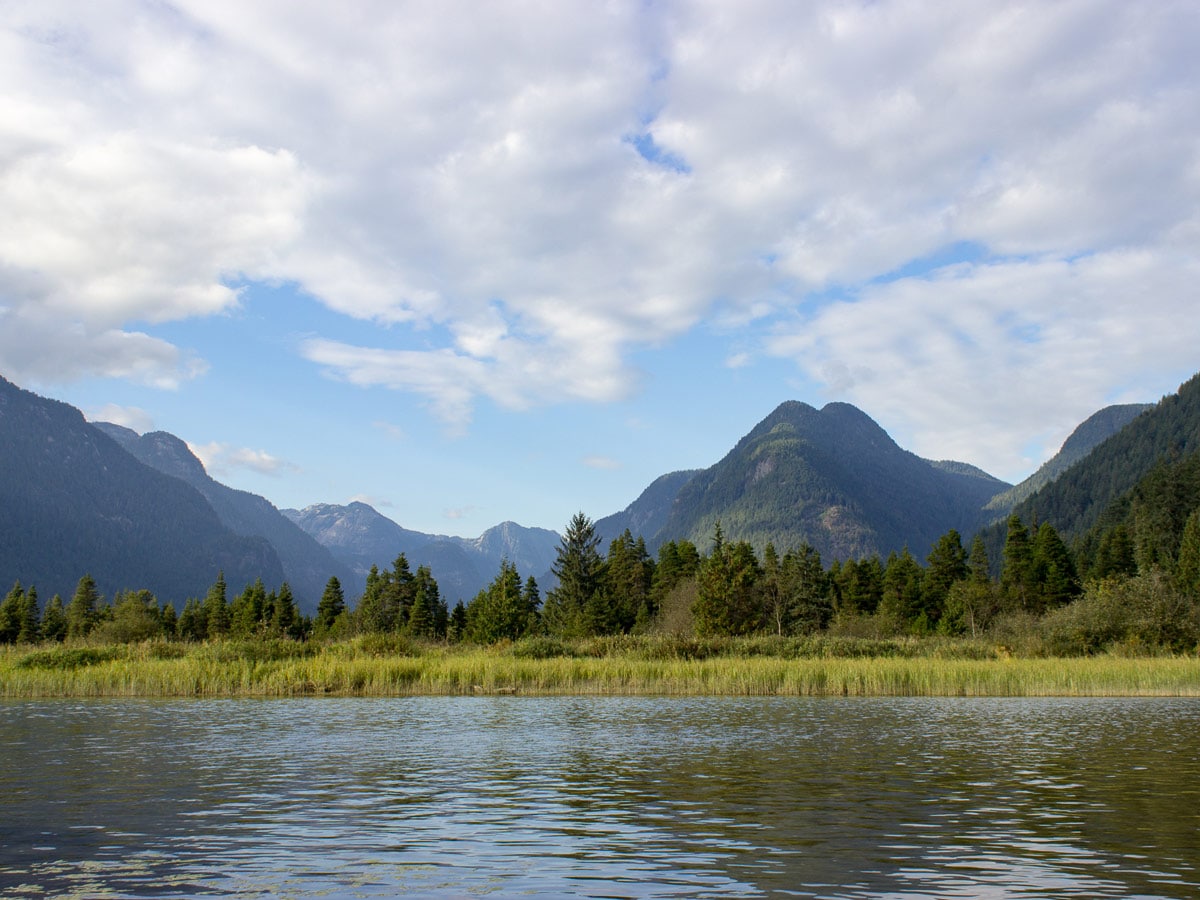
[283,503,561,603]
[992,374,1200,545]
[594,470,701,547]
[0,376,282,605]
[614,401,1008,561]
[984,403,1154,519]
[94,423,351,614]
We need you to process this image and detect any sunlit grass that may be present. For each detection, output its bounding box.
[1,636,1197,698]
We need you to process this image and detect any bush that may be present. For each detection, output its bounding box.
[508,636,573,659]
[16,646,125,670]
[1039,572,1200,655]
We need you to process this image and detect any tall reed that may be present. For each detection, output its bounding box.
[2,639,1198,698]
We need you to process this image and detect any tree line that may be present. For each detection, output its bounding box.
[4,508,1199,652]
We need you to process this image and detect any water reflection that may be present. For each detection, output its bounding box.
[1,697,1197,898]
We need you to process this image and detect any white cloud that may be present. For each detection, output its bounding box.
[766,250,1200,481]
[582,455,621,471]
[87,403,155,434]
[2,0,1199,475]
[188,440,299,478]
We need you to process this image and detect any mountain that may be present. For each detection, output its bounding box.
[993,374,1200,544]
[983,403,1153,519]
[93,423,351,614]
[283,503,561,602]
[594,470,701,547]
[0,375,282,605]
[603,401,1010,562]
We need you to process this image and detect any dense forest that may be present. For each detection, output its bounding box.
[5,500,1199,656]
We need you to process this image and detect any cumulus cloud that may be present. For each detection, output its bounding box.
[189,441,299,478]
[3,0,1199,471]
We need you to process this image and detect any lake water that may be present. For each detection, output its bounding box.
[1,697,1197,898]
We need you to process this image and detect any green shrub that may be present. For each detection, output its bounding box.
[16,646,124,670]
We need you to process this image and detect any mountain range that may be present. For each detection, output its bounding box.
[1,369,1183,612]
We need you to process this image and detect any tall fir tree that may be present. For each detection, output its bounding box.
[66,574,101,638]
[316,576,346,634]
[543,513,604,638]
[41,594,67,642]
[1000,515,1035,611]
[1176,508,1200,598]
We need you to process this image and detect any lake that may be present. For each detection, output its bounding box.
[1,697,1197,898]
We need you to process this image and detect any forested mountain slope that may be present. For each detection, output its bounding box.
[984,403,1153,519]
[1004,374,1200,541]
[0,376,282,604]
[94,423,350,614]
[648,401,1008,561]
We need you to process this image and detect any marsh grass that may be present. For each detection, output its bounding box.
[1,636,1197,698]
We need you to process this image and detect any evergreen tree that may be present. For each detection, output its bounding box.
[543,512,604,638]
[0,581,24,643]
[410,565,442,639]
[780,543,831,635]
[159,600,178,637]
[356,565,387,633]
[41,594,67,642]
[316,576,346,634]
[1031,522,1080,611]
[1093,525,1138,580]
[204,572,230,639]
[880,550,925,631]
[18,586,40,644]
[448,600,468,642]
[831,557,883,616]
[1176,508,1200,598]
[468,561,534,643]
[603,530,654,633]
[924,530,967,623]
[693,530,762,636]
[272,582,299,638]
[231,578,268,638]
[1000,515,1035,611]
[178,598,207,641]
[66,574,102,638]
[651,540,701,610]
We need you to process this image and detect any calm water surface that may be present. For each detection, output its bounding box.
[1,697,1197,898]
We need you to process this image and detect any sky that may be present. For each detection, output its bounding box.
[2,1,1199,538]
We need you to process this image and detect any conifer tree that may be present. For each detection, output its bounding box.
[880,549,925,631]
[448,600,468,642]
[41,594,67,642]
[178,598,207,641]
[543,513,604,638]
[18,586,40,644]
[0,582,24,643]
[781,543,831,634]
[1176,508,1200,598]
[1032,522,1080,611]
[1001,515,1035,611]
[468,560,533,643]
[66,574,101,638]
[272,582,299,638]
[204,572,230,638]
[924,530,968,623]
[316,576,346,633]
[693,530,761,636]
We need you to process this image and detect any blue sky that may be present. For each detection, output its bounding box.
[3,1,1199,537]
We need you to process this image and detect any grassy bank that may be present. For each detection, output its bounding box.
[2,635,1199,698]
